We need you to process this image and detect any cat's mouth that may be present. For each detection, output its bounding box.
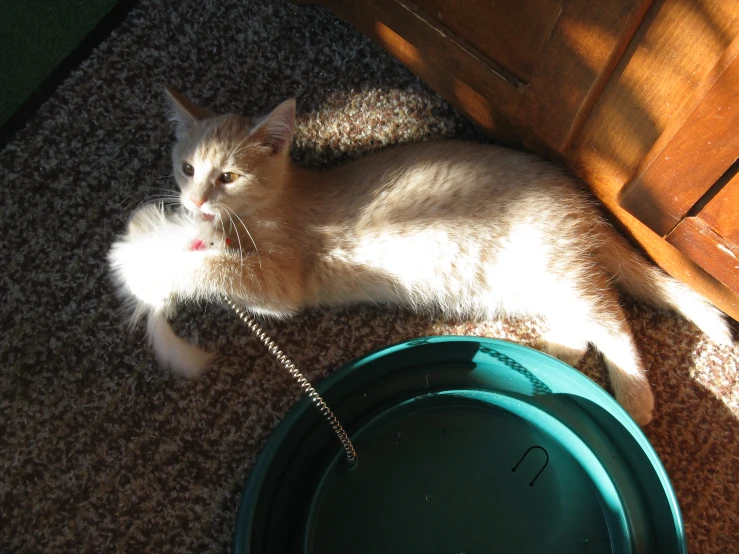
[189,209,216,222]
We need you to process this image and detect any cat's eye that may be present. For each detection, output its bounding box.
[219,172,238,184]
[182,162,194,176]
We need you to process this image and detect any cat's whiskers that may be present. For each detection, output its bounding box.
[118,187,179,207]
[223,211,246,272]
[141,192,181,201]
[215,213,231,252]
[216,207,250,290]
[215,212,240,266]
[125,194,181,215]
[222,203,262,269]
[216,212,226,237]
[136,191,180,204]
[218,205,245,263]
[143,186,178,192]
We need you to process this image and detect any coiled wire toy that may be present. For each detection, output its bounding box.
[224,296,358,465]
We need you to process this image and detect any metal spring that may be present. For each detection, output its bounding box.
[224,296,357,465]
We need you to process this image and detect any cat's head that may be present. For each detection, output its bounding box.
[165,89,296,220]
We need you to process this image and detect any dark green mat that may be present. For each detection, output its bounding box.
[0,0,132,145]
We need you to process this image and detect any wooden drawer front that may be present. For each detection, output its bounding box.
[312,0,650,150]
[414,0,563,83]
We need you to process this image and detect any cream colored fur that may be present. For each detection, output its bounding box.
[108,91,733,426]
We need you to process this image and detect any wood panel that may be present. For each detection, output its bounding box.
[516,0,652,152]
[570,0,739,186]
[567,0,739,321]
[414,0,563,83]
[667,217,739,293]
[619,42,739,237]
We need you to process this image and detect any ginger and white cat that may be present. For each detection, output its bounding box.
[109,89,732,425]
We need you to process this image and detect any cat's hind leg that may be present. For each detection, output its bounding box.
[538,283,654,425]
[585,306,655,426]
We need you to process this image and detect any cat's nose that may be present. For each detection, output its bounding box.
[190,196,206,208]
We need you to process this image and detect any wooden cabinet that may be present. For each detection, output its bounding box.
[304,0,739,321]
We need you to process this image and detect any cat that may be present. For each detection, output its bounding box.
[108,89,733,426]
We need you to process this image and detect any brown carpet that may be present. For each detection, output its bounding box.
[1,0,738,552]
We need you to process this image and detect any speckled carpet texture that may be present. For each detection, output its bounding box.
[1,0,738,552]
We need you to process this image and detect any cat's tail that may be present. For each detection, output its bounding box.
[595,224,733,345]
[146,310,213,378]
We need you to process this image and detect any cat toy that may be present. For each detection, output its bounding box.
[223,295,357,465]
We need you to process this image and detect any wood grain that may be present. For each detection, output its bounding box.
[414,0,563,83]
[668,217,739,293]
[698,166,739,247]
[571,0,739,185]
[516,0,652,151]
[620,40,739,237]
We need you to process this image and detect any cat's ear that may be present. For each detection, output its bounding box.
[251,98,296,154]
[164,88,214,139]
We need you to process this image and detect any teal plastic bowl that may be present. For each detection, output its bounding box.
[233,336,686,554]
